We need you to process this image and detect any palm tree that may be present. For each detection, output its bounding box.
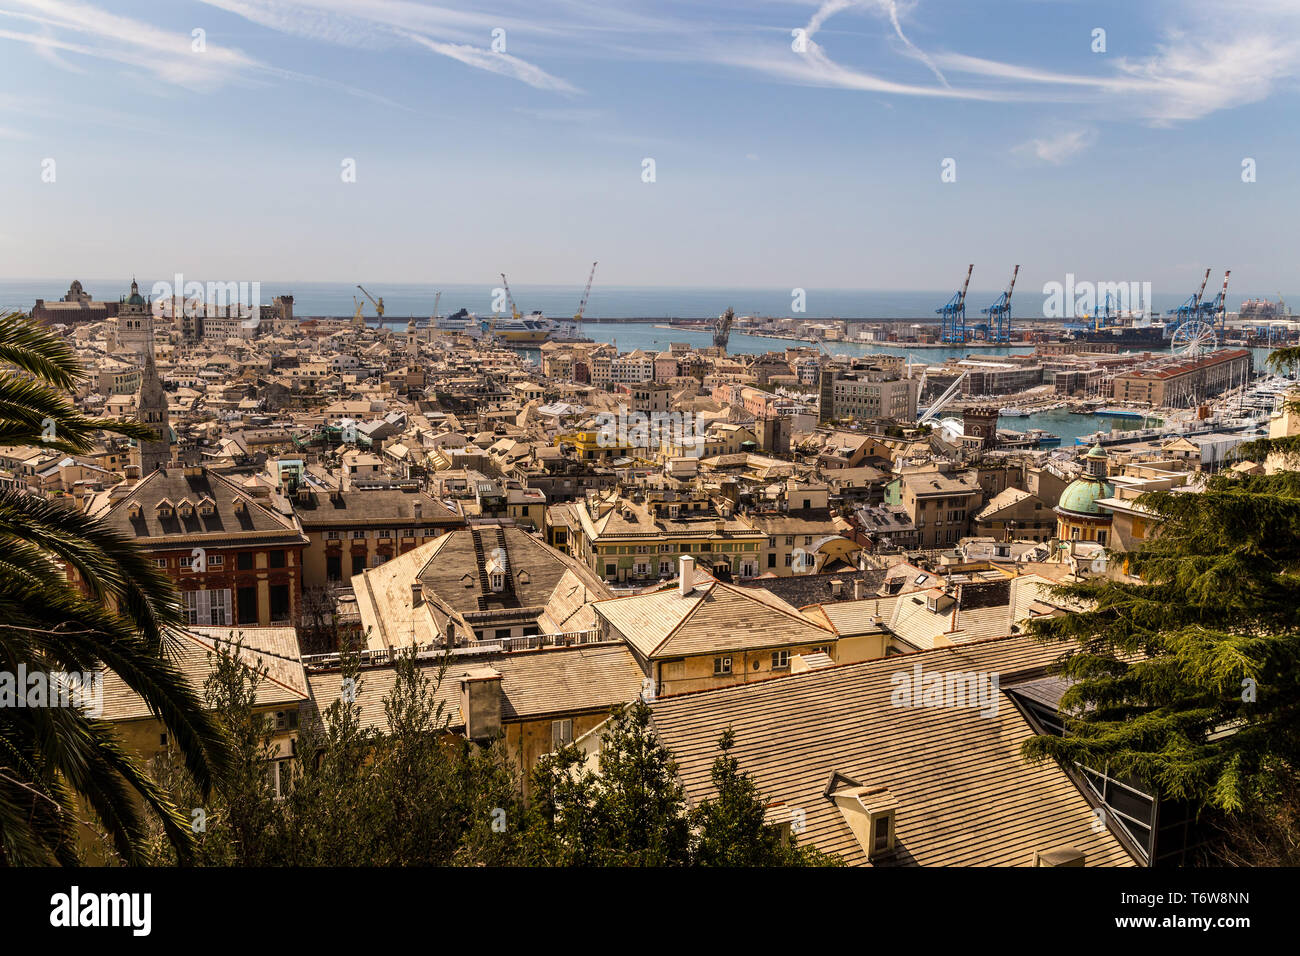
[0,311,230,865]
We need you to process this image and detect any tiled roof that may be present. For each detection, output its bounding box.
[595,576,834,660]
[648,635,1136,867]
[99,627,307,722]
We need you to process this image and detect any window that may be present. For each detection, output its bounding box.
[184,589,231,627]
[155,558,168,569]
[771,650,790,669]
[351,530,367,539]
[326,530,341,540]
[269,550,286,569]
[237,552,254,571]
[377,529,391,539]
[714,656,732,675]
[352,554,366,576]
[634,562,648,576]
[269,584,290,622]
[207,553,223,566]
[266,759,292,799]
[768,553,776,568]
[785,535,795,546]
[237,585,258,625]
[551,718,573,749]
[872,814,891,852]
[605,564,616,578]
[402,528,416,538]
[659,560,672,576]
[326,554,341,582]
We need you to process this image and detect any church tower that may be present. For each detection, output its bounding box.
[132,294,172,474]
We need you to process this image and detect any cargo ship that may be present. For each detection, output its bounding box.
[1070,323,1168,347]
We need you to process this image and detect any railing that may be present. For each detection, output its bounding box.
[301,629,605,670]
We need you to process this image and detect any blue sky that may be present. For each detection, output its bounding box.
[1,0,1297,297]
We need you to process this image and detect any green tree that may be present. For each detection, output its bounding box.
[0,311,229,865]
[525,701,691,866]
[692,729,839,866]
[1024,466,1300,816]
[144,641,280,866]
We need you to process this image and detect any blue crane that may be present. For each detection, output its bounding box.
[979,264,1019,344]
[938,264,974,343]
[1166,268,1210,334]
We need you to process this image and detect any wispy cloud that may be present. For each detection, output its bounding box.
[1016,127,1097,164]
[198,0,580,92]
[0,0,260,89]
[399,29,578,93]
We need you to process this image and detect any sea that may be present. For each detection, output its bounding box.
[3,278,1288,448]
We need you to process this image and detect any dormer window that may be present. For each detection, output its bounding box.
[489,571,505,592]
[177,498,194,518]
[156,498,174,518]
[128,503,143,520]
[198,496,216,516]
[233,499,247,516]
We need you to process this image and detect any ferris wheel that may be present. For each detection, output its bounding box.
[1170,319,1217,358]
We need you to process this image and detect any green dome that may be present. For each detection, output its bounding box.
[126,278,146,306]
[1057,475,1114,515]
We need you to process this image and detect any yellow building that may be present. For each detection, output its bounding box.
[572,491,766,585]
[1054,445,1115,545]
[593,556,880,696]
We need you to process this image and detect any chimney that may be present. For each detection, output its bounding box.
[459,667,502,740]
[853,579,866,601]
[443,617,456,649]
[679,555,696,597]
[411,580,423,606]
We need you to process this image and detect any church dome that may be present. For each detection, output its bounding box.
[1057,474,1115,515]
[126,278,146,307]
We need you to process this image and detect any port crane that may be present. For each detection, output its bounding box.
[979,264,1018,344]
[356,285,385,328]
[1170,269,1227,358]
[1197,269,1230,325]
[938,264,974,344]
[713,307,735,349]
[351,295,365,329]
[1167,268,1211,331]
[574,261,598,334]
[498,273,522,320]
[432,290,442,322]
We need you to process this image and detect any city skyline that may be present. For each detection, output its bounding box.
[1,0,1298,290]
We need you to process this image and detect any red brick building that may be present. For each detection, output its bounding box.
[94,465,308,627]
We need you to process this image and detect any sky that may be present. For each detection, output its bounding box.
[1,0,1298,298]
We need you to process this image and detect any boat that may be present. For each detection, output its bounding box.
[1025,428,1061,447]
[489,311,563,345]
[999,407,1030,417]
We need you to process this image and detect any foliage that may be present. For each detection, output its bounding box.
[525,702,837,866]
[1024,470,1300,815]
[0,311,229,865]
